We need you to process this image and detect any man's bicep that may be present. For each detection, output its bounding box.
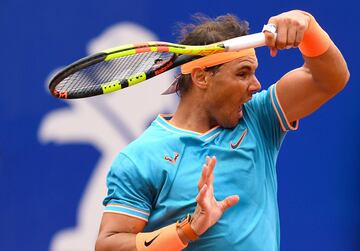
[276,65,333,122]
[96,213,147,251]
[99,212,147,236]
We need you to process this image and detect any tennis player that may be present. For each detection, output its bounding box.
[95,10,349,251]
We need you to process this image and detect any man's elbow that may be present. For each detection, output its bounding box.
[322,62,350,95]
[95,237,104,251]
[333,66,350,93]
[95,236,109,251]
[342,67,350,89]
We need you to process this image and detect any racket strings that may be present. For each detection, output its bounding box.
[56,52,174,95]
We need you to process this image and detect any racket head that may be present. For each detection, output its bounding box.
[48,42,220,99]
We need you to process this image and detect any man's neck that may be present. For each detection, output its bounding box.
[168,95,217,133]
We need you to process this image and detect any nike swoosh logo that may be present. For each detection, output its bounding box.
[144,234,160,247]
[164,152,180,164]
[230,128,247,149]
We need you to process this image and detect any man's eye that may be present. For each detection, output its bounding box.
[237,72,247,77]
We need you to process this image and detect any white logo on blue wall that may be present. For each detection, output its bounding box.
[39,22,177,251]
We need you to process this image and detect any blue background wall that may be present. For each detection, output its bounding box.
[1,0,359,250]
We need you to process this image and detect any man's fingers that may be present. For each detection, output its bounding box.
[294,29,305,47]
[264,20,279,57]
[206,156,216,186]
[270,47,278,57]
[198,164,208,191]
[275,24,288,49]
[198,156,216,191]
[196,184,208,206]
[206,155,211,165]
[267,10,311,52]
[287,27,297,47]
[219,195,240,211]
[264,30,276,47]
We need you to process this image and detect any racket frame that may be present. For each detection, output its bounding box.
[49,32,267,99]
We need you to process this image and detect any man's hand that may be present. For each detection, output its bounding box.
[264,10,311,57]
[190,156,240,236]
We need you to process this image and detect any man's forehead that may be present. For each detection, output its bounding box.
[225,55,258,68]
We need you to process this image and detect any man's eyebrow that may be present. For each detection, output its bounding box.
[237,64,257,71]
[238,65,252,70]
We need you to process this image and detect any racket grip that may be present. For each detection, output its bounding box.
[224,32,268,51]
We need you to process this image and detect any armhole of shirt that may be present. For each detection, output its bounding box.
[269,84,299,132]
[104,203,150,222]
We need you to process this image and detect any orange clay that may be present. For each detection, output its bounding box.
[299,12,331,57]
[181,48,256,74]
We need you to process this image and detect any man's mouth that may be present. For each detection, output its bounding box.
[238,96,252,118]
[244,96,253,103]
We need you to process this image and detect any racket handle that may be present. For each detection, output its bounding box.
[224,32,269,51]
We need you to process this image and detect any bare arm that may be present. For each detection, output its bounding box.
[95,212,194,251]
[95,156,239,251]
[264,10,350,122]
[95,213,146,251]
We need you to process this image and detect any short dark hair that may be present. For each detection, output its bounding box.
[175,13,250,97]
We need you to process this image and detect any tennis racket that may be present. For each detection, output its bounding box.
[49,32,268,99]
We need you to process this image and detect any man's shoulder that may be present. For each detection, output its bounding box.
[121,120,175,157]
[116,121,183,176]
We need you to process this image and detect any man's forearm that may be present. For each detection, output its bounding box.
[96,232,137,251]
[303,43,350,94]
[96,225,191,251]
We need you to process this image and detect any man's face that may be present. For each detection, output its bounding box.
[204,55,261,128]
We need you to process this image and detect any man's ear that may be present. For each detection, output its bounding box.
[190,67,209,90]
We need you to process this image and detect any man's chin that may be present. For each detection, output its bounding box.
[221,117,241,129]
[217,110,243,128]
